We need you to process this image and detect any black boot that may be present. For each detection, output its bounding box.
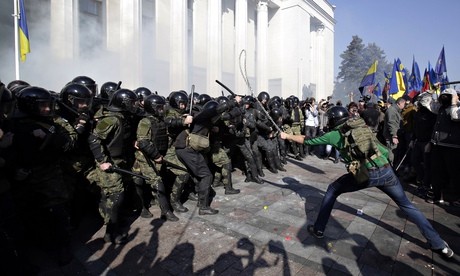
[198,190,218,215]
[274,154,286,172]
[267,151,278,174]
[161,211,179,222]
[225,184,240,194]
[223,163,240,194]
[135,184,153,218]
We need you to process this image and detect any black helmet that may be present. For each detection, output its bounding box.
[60,83,93,111]
[7,80,30,92]
[216,96,230,105]
[17,86,54,117]
[242,95,256,107]
[197,94,212,106]
[258,91,270,102]
[284,97,294,109]
[169,90,188,109]
[99,81,118,99]
[189,92,200,104]
[0,84,14,117]
[291,96,299,107]
[269,108,283,121]
[134,87,152,101]
[144,94,166,117]
[203,100,218,111]
[72,76,97,96]
[108,89,138,113]
[268,96,282,109]
[326,106,349,128]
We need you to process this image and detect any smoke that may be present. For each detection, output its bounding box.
[0,0,167,96]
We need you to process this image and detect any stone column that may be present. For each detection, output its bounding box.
[207,0,222,93]
[170,0,188,91]
[119,0,142,87]
[256,0,268,93]
[234,0,248,95]
[50,0,77,59]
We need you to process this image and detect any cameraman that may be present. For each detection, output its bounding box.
[303,97,318,155]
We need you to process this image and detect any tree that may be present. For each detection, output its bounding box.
[334,36,391,103]
[335,36,366,101]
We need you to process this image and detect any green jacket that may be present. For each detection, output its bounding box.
[304,129,390,168]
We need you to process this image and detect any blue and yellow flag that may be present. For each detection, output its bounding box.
[358,60,378,94]
[435,46,447,76]
[389,60,406,99]
[18,0,30,62]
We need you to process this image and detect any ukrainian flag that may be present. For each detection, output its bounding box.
[18,0,30,62]
[358,60,378,94]
[389,60,406,99]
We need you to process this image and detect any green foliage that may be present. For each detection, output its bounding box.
[334,36,392,102]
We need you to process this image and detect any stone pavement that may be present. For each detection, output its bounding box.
[31,155,459,275]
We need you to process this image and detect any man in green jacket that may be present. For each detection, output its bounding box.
[280,105,454,259]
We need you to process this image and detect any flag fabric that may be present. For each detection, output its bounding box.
[396,58,409,93]
[373,82,382,98]
[389,60,406,99]
[435,46,447,76]
[18,0,30,62]
[358,60,378,94]
[422,68,431,92]
[407,57,422,99]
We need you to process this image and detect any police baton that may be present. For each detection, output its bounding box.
[162,159,188,172]
[106,166,150,181]
[215,80,235,96]
[139,150,160,175]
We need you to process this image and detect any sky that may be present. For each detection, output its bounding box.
[330,0,460,85]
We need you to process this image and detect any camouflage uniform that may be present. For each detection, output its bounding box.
[134,114,177,219]
[89,108,135,242]
[164,107,190,212]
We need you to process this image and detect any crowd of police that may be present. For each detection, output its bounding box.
[0,76,334,272]
[1,75,459,271]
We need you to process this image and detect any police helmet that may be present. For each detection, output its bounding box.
[72,76,97,96]
[7,80,30,92]
[17,86,55,117]
[258,91,270,102]
[284,97,294,109]
[269,108,283,121]
[0,84,14,117]
[197,94,212,106]
[108,89,138,113]
[144,94,166,117]
[134,87,152,101]
[326,106,349,128]
[99,82,118,99]
[169,90,188,109]
[242,95,256,107]
[60,83,93,111]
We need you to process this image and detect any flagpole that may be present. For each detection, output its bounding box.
[13,0,20,80]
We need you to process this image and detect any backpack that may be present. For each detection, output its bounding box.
[339,117,382,183]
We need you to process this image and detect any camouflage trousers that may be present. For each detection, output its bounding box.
[211,143,231,187]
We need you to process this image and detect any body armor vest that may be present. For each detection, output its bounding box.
[149,116,169,152]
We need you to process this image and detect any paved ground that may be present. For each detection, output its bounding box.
[30,155,459,275]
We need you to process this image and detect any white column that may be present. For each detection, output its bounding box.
[256,0,268,93]
[234,0,248,95]
[50,0,77,59]
[119,0,142,88]
[207,0,222,94]
[170,0,188,91]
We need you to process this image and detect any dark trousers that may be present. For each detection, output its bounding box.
[175,147,213,206]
